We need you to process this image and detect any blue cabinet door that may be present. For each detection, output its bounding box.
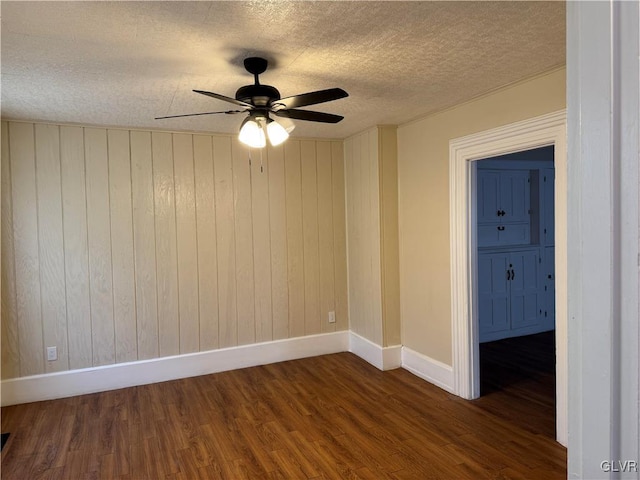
[477,170,500,223]
[543,246,555,326]
[500,170,531,223]
[541,168,555,245]
[478,253,510,341]
[509,249,542,330]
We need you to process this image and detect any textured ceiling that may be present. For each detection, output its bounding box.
[1,1,565,139]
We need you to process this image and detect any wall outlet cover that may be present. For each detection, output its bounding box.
[46,346,57,362]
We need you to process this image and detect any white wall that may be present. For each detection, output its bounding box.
[1,121,348,379]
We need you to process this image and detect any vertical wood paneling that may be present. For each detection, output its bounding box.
[251,148,273,343]
[1,122,20,378]
[359,132,373,341]
[344,138,355,334]
[347,135,362,336]
[2,121,350,379]
[60,126,92,369]
[345,130,386,345]
[9,122,44,376]
[231,141,255,345]
[35,124,68,372]
[368,130,383,345]
[84,128,115,366]
[108,129,137,363]
[173,133,199,354]
[151,132,179,356]
[130,130,158,360]
[267,144,289,340]
[193,135,219,351]
[213,136,237,348]
[284,140,305,338]
[345,131,383,343]
[316,142,336,333]
[331,141,349,331]
[301,141,321,335]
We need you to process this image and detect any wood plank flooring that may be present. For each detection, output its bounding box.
[477,331,557,439]
[1,351,566,479]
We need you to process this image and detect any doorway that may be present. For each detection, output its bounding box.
[475,146,556,438]
[448,110,567,446]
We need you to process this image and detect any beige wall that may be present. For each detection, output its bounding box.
[397,67,566,365]
[344,126,401,347]
[0,121,348,379]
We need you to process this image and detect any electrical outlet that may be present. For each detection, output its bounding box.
[46,346,57,362]
[328,311,336,324]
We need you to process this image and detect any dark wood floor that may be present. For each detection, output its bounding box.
[477,331,557,439]
[1,350,565,479]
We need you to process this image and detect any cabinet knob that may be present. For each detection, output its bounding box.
[497,226,505,231]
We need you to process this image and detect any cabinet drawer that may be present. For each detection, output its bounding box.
[478,223,530,247]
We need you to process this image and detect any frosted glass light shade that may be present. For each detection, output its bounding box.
[239,117,266,148]
[266,119,289,146]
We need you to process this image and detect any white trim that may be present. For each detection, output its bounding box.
[401,347,454,393]
[567,1,640,475]
[448,110,568,446]
[0,331,349,407]
[349,331,402,370]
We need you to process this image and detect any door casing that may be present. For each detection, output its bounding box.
[448,110,567,446]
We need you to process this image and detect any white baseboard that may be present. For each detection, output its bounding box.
[401,346,454,393]
[1,330,457,406]
[348,331,402,371]
[0,331,349,407]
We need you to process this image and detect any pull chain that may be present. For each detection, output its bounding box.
[247,148,265,173]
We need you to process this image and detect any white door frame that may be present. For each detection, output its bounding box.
[449,110,567,446]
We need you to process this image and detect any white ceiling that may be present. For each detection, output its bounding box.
[1,1,565,139]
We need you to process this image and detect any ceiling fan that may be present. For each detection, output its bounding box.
[155,57,349,148]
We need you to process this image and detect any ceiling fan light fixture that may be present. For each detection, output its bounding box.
[266,118,289,146]
[238,116,266,148]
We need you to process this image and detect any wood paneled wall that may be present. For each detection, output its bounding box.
[0,121,348,379]
[344,128,384,346]
[344,126,401,348]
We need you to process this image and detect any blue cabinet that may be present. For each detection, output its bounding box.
[478,248,553,342]
[541,169,554,246]
[477,169,531,247]
[542,246,555,324]
[476,156,555,343]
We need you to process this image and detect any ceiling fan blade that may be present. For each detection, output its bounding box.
[193,90,253,108]
[273,88,348,110]
[155,110,245,120]
[274,109,344,123]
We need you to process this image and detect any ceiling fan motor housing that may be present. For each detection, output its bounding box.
[235,84,280,107]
